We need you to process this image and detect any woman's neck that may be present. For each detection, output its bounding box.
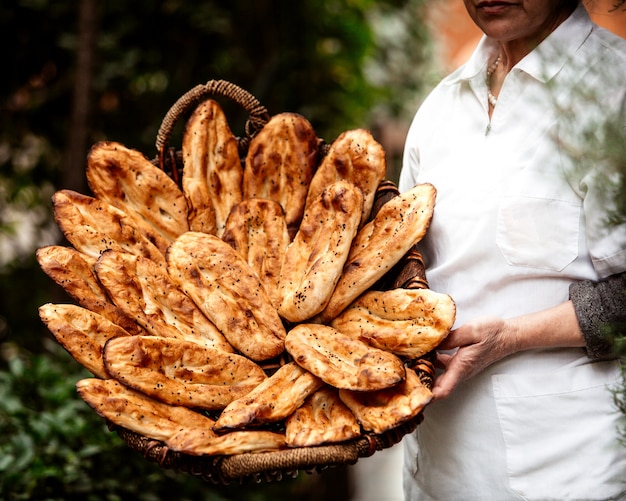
[496,4,577,71]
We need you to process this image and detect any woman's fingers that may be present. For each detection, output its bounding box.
[431,317,512,400]
[431,347,478,400]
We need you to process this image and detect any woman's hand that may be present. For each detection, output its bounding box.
[431,316,519,400]
[430,301,586,400]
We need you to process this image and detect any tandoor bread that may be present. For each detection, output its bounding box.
[243,112,319,239]
[285,386,361,447]
[319,183,436,322]
[39,92,446,460]
[181,99,242,237]
[39,303,130,379]
[76,378,213,442]
[76,378,285,456]
[166,232,286,361]
[52,189,165,266]
[277,180,363,323]
[35,245,146,336]
[285,323,405,391]
[222,198,290,310]
[339,367,433,434]
[103,336,266,410]
[305,129,386,228]
[214,362,323,432]
[167,427,286,457]
[331,288,456,358]
[86,141,189,254]
[36,245,105,302]
[95,249,234,352]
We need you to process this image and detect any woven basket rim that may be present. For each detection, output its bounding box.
[113,409,426,484]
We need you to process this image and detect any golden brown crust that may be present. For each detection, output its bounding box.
[36,245,105,301]
[168,428,285,456]
[77,378,285,456]
[319,183,436,322]
[103,336,266,410]
[306,129,386,228]
[285,386,361,447]
[95,250,234,352]
[182,99,243,237]
[36,245,147,336]
[284,323,405,391]
[277,181,363,323]
[331,288,456,358]
[86,141,189,254]
[52,189,166,265]
[166,232,286,361]
[243,112,319,239]
[339,367,432,434]
[76,378,214,441]
[39,303,130,379]
[222,198,290,310]
[168,428,286,456]
[214,362,323,432]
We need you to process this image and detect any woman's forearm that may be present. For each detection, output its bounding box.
[507,300,585,353]
[432,301,586,399]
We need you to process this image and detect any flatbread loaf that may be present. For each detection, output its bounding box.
[285,386,361,447]
[166,232,286,361]
[305,129,386,228]
[168,427,286,456]
[222,198,290,310]
[36,245,146,336]
[76,378,213,441]
[339,367,432,434]
[181,99,242,237]
[52,189,165,266]
[285,323,405,391]
[277,180,363,323]
[103,336,266,410]
[86,141,189,254]
[214,362,323,432]
[319,183,436,322]
[39,303,130,379]
[331,288,456,358]
[243,112,319,239]
[95,249,233,352]
[77,378,285,456]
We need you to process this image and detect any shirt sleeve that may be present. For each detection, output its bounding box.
[565,73,626,277]
[569,272,626,360]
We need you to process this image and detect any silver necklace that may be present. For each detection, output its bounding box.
[486,55,501,107]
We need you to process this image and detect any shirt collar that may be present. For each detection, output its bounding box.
[449,3,593,84]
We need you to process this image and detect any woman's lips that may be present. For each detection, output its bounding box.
[476,1,517,15]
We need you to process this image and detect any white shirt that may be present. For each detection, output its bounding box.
[399,4,626,500]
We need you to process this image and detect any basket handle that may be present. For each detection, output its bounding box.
[155,79,271,174]
[371,181,430,291]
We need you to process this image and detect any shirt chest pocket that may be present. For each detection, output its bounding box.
[496,170,582,272]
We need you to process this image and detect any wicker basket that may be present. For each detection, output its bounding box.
[102,79,435,484]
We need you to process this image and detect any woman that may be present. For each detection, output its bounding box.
[398,1,626,499]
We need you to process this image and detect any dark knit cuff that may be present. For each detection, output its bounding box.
[569,273,626,360]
